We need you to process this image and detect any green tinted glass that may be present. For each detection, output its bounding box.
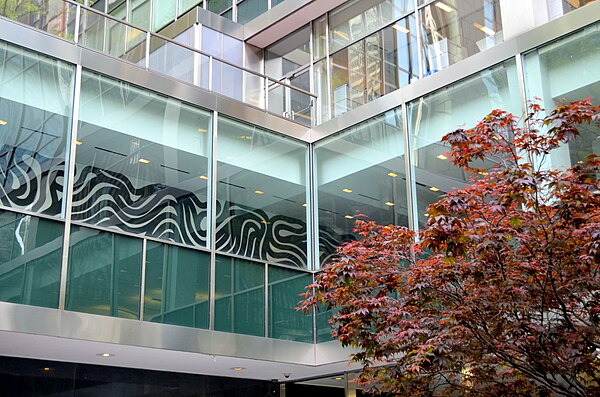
[144,241,210,329]
[268,267,312,342]
[214,255,265,337]
[66,226,142,319]
[0,211,63,308]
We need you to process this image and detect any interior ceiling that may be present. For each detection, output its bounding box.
[0,330,359,382]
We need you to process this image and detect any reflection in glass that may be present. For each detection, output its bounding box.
[144,241,210,328]
[237,0,268,24]
[207,0,232,15]
[268,267,312,342]
[329,0,414,52]
[74,71,211,247]
[216,117,308,268]
[201,27,243,100]
[66,226,142,319]
[420,0,503,74]
[266,26,311,80]
[524,25,600,168]
[149,28,195,84]
[315,110,408,265]
[0,42,73,216]
[408,60,521,227]
[214,255,265,337]
[0,211,62,308]
[152,0,176,31]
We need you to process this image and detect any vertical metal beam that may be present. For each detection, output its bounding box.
[73,4,81,44]
[139,238,148,320]
[208,111,219,330]
[144,31,151,70]
[307,142,317,271]
[264,262,269,337]
[324,11,332,122]
[58,64,82,311]
[401,102,419,232]
[413,0,424,79]
[515,52,529,116]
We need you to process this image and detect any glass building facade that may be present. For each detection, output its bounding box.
[0,0,598,395]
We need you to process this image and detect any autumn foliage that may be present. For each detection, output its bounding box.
[301,100,600,396]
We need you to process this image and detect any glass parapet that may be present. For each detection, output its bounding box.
[0,0,77,40]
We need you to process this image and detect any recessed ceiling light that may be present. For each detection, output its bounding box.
[96,353,114,357]
[75,140,84,145]
[255,190,265,195]
[333,30,349,41]
[240,135,252,140]
[260,220,271,224]
[345,215,354,219]
[342,188,353,193]
[334,376,344,380]
[436,154,447,160]
[473,22,496,36]
[138,158,150,164]
[387,172,398,177]
[302,203,307,207]
[197,128,208,133]
[435,2,454,12]
[199,175,209,180]
[42,367,51,371]
[478,171,489,176]
[231,367,245,371]
[0,120,8,125]
[424,213,430,217]
[385,202,395,206]
[392,24,410,34]
[429,187,440,192]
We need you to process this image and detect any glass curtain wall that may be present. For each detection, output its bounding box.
[407,59,521,227]
[315,109,408,265]
[523,23,600,168]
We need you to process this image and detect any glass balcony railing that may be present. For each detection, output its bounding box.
[0,0,316,126]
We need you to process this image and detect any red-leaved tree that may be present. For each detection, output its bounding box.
[301,100,600,396]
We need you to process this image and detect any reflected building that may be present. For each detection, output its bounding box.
[0,0,598,395]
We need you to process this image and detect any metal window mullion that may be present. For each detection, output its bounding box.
[208,111,219,331]
[324,12,332,121]
[309,19,316,125]
[413,0,424,79]
[307,142,317,271]
[515,52,529,116]
[145,31,151,69]
[194,23,202,87]
[58,64,82,311]
[264,262,269,338]
[401,102,419,232]
[139,238,147,320]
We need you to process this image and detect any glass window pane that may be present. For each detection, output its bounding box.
[382,14,419,94]
[143,241,210,329]
[268,267,312,342]
[152,0,177,31]
[74,71,211,247]
[179,0,200,16]
[524,24,600,167]
[66,226,142,319]
[0,211,63,308]
[0,42,74,217]
[214,255,265,337]
[236,0,268,24]
[313,16,327,61]
[207,0,232,14]
[216,117,308,268]
[130,0,151,30]
[266,25,311,79]
[329,0,414,52]
[420,0,503,75]
[408,60,521,228]
[315,109,408,265]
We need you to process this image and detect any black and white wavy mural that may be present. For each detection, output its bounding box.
[0,148,348,269]
[71,165,209,247]
[0,145,65,215]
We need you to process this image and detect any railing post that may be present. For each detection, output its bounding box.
[145,31,151,69]
[73,4,80,43]
[264,77,269,112]
[208,55,213,92]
